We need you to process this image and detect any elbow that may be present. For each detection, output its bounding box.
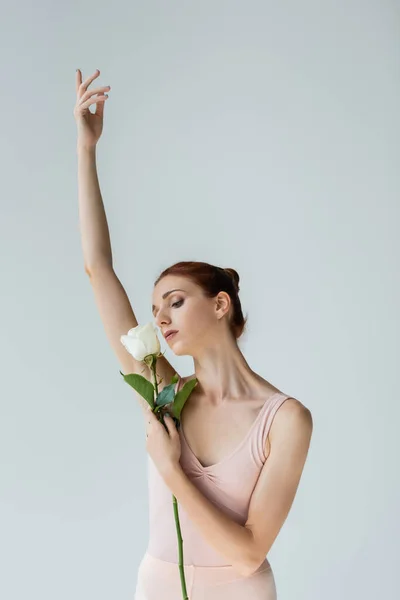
[234,562,262,579]
[233,561,250,578]
[84,260,113,277]
[234,536,266,578]
[242,540,269,578]
[233,562,254,578]
[239,555,266,578]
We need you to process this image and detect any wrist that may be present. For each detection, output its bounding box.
[164,461,184,487]
[77,144,96,155]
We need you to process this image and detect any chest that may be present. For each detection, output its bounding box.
[180,398,271,469]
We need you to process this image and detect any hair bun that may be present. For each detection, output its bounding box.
[224,268,240,293]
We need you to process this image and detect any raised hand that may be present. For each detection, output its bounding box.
[73,69,111,150]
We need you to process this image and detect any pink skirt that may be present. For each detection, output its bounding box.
[134,552,277,599]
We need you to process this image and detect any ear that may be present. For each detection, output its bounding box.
[215,291,231,319]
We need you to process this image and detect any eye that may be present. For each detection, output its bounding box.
[153,299,183,318]
[171,299,183,309]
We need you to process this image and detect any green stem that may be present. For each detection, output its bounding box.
[151,358,188,597]
[151,362,159,402]
[172,494,189,600]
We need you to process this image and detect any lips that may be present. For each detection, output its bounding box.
[165,330,178,341]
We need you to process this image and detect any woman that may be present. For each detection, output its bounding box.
[74,68,313,599]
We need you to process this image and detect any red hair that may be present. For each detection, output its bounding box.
[154,261,248,340]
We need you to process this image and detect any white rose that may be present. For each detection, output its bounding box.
[120,322,161,362]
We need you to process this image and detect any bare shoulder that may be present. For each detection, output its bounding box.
[253,378,313,457]
[270,396,313,442]
[254,373,311,416]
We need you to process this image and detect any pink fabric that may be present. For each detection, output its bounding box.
[135,551,277,599]
[137,375,291,598]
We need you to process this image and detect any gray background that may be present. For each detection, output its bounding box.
[1,1,399,598]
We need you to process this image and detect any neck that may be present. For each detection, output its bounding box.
[191,331,258,405]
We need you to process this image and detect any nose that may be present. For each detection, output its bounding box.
[153,309,171,329]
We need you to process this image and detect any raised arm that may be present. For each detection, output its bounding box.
[74,69,178,410]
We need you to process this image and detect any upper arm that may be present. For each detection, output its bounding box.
[244,399,313,572]
[86,265,179,406]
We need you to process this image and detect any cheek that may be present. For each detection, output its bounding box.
[184,305,214,334]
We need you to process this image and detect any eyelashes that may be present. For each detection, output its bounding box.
[172,300,184,309]
[153,299,183,319]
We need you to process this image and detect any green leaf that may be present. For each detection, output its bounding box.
[119,371,155,409]
[156,381,177,407]
[172,378,198,420]
[170,372,179,385]
[153,371,179,408]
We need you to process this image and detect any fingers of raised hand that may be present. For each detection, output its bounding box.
[78,85,111,105]
[76,69,100,93]
[76,69,111,98]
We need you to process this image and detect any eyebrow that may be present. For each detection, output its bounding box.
[152,289,186,315]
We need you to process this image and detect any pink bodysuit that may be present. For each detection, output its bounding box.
[134,376,293,599]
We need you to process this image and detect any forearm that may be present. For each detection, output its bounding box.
[77,145,113,271]
[165,466,256,577]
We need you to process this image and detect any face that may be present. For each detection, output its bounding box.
[151,275,231,356]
